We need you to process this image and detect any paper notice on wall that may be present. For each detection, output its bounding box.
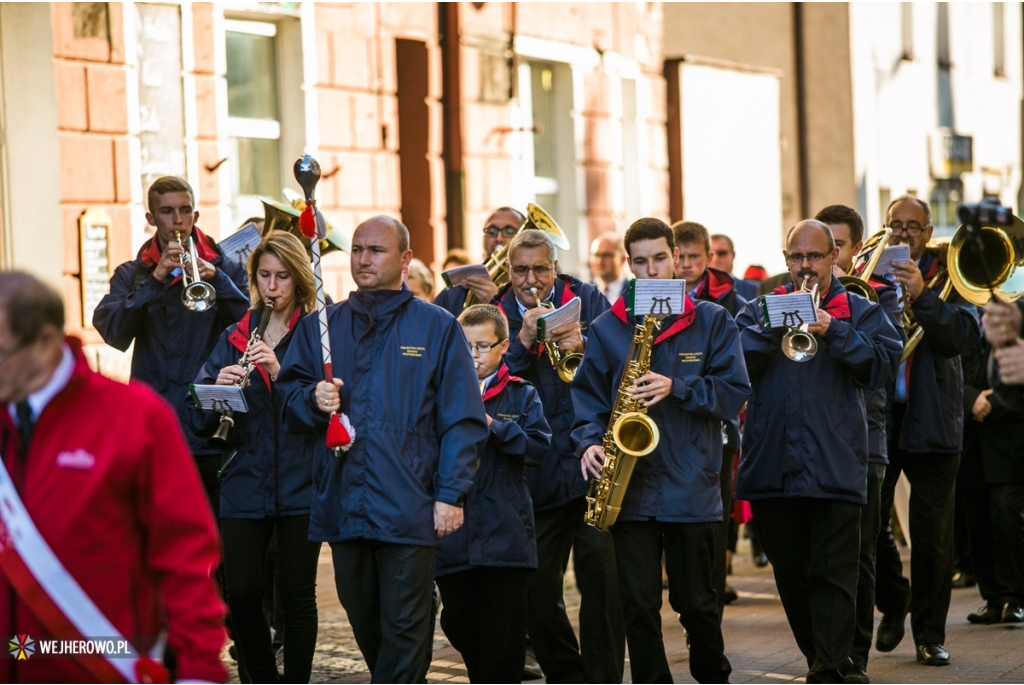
[219,223,264,265]
[760,291,818,329]
[630,279,686,318]
[442,264,491,288]
[537,297,581,341]
[189,384,249,413]
[869,244,912,277]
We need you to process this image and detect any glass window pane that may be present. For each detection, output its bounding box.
[226,31,278,120]
[232,137,281,198]
[531,64,556,180]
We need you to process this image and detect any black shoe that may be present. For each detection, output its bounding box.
[723,583,738,605]
[840,658,870,684]
[968,603,1004,624]
[875,605,908,652]
[522,648,544,681]
[1002,603,1024,623]
[754,552,769,568]
[916,643,949,666]
[951,570,976,588]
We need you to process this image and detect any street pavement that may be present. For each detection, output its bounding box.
[224,541,1024,683]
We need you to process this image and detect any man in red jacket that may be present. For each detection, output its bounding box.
[0,271,226,683]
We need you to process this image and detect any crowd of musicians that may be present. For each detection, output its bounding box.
[0,172,1022,685]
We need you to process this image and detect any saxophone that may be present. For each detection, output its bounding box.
[584,315,661,532]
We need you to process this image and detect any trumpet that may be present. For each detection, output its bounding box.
[900,267,953,363]
[839,228,893,303]
[209,300,274,451]
[176,230,217,312]
[530,286,583,383]
[781,275,820,363]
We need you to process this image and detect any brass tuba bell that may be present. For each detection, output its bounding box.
[259,193,351,255]
[947,214,1024,306]
[839,228,894,303]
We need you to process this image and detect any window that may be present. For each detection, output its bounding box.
[516,60,574,224]
[930,180,963,238]
[994,2,1006,76]
[529,62,559,210]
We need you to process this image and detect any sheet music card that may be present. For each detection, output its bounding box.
[190,384,249,413]
[219,223,264,265]
[869,244,912,276]
[760,291,818,329]
[537,296,581,341]
[442,264,491,288]
[629,279,685,318]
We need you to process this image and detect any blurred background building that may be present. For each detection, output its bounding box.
[0,2,1018,368]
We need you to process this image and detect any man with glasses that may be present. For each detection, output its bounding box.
[709,234,758,300]
[589,232,629,304]
[873,196,979,666]
[492,229,624,683]
[434,207,526,317]
[736,220,902,683]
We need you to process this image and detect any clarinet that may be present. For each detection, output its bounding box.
[209,300,275,451]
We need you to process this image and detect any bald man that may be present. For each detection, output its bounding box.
[278,216,489,682]
[736,221,902,683]
[589,231,629,304]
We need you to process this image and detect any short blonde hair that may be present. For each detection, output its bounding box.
[459,304,509,341]
[247,232,317,313]
[406,258,434,297]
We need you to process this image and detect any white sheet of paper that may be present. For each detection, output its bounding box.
[537,296,581,341]
[633,279,686,318]
[762,291,818,329]
[442,264,491,288]
[870,244,912,276]
[219,223,264,265]
[190,384,249,413]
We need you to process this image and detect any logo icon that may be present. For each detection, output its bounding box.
[9,634,34,660]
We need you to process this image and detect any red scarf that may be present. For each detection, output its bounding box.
[140,226,219,285]
[227,307,303,391]
[693,268,734,302]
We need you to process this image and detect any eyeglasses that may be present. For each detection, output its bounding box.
[466,341,503,354]
[785,252,830,265]
[483,225,519,239]
[888,223,925,237]
[510,265,553,278]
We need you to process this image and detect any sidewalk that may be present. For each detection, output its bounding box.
[225,542,1024,684]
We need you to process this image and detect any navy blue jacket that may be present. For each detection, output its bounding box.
[189,308,314,518]
[93,231,250,458]
[895,249,980,454]
[436,365,550,577]
[734,276,759,302]
[571,290,751,522]
[494,275,610,511]
[277,287,489,546]
[863,279,905,464]
[433,285,469,318]
[735,278,902,504]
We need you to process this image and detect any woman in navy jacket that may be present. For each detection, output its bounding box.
[435,304,551,683]
[191,232,320,683]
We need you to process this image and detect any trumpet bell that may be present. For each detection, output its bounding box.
[612,412,660,458]
[782,328,817,363]
[183,281,217,312]
[947,216,1024,306]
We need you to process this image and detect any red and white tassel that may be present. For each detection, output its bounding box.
[327,412,355,452]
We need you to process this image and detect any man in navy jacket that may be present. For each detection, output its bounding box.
[93,176,249,513]
[573,218,750,683]
[873,196,980,666]
[492,229,623,682]
[736,220,902,683]
[277,216,488,683]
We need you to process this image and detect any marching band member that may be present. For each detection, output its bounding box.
[433,207,526,317]
[434,304,552,683]
[736,220,901,683]
[573,218,750,683]
[815,204,905,682]
[874,197,979,666]
[589,231,629,304]
[0,272,225,683]
[93,176,250,515]
[190,232,321,683]
[493,229,624,683]
[278,216,488,683]
[984,301,1024,384]
[709,233,759,301]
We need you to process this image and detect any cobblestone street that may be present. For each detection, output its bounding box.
[224,541,1024,684]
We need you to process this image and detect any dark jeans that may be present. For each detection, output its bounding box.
[852,463,885,667]
[221,516,321,683]
[436,567,528,683]
[991,483,1024,605]
[331,540,436,684]
[875,446,959,645]
[526,498,625,683]
[612,520,731,684]
[752,498,861,683]
[715,449,736,616]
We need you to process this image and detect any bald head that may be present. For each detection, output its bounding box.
[589,231,626,283]
[356,215,410,252]
[786,220,835,252]
[783,220,838,292]
[351,216,413,291]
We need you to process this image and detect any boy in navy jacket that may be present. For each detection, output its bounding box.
[435,304,551,683]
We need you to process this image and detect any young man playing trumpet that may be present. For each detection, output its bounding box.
[573,218,750,683]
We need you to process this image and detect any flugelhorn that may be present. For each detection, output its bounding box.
[177,230,217,312]
[781,275,820,363]
[530,286,583,383]
[839,228,893,303]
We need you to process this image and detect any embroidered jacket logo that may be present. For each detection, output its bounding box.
[9,634,34,660]
[55,449,96,470]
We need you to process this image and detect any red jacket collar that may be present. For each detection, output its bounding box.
[227,307,303,390]
[482,364,522,402]
[694,267,734,301]
[140,226,219,271]
[610,286,698,343]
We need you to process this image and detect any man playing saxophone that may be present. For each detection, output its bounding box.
[572,218,750,684]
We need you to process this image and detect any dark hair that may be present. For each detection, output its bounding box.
[459,304,509,341]
[671,221,710,254]
[710,234,735,253]
[147,176,195,214]
[0,272,65,344]
[815,205,864,245]
[886,195,932,226]
[443,248,472,268]
[624,218,674,257]
[487,207,526,225]
[785,220,836,251]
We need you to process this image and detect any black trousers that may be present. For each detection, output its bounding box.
[960,484,1004,603]
[714,449,736,616]
[436,567,528,683]
[752,498,861,683]
[331,540,436,684]
[991,483,1024,605]
[526,498,625,683]
[221,516,321,683]
[875,445,959,645]
[852,463,885,667]
[612,520,731,684]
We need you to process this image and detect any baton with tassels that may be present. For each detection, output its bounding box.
[295,155,354,458]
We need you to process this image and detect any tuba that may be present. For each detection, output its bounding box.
[947,213,1024,306]
[463,203,571,309]
[177,230,217,312]
[780,275,820,363]
[585,315,661,532]
[530,286,583,383]
[259,193,351,255]
[839,228,893,303]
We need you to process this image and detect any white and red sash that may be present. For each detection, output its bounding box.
[0,456,168,683]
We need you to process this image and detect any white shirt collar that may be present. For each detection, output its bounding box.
[595,274,629,303]
[515,289,554,317]
[481,368,500,394]
[9,343,75,422]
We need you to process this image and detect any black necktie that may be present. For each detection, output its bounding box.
[15,402,34,449]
